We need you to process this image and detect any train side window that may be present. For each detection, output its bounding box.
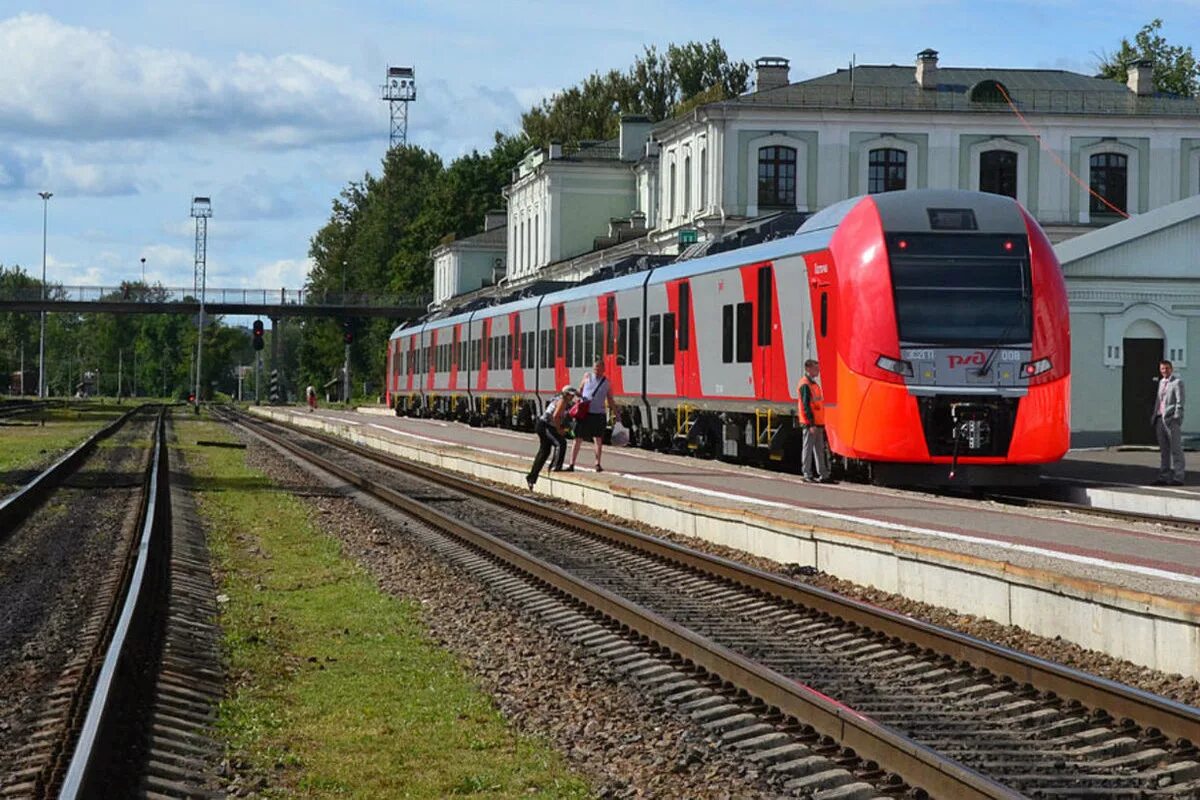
[736,301,753,363]
[583,323,594,364]
[678,283,690,351]
[628,317,641,366]
[549,326,556,364]
[757,266,773,346]
[663,312,676,365]
[557,307,566,354]
[617,319,628,364]
[648,314,661,365]
[566,326,574,368]
[819,292,828,337]
[722,304,733,363]
[574,324,584,366]
[594,322,603,361]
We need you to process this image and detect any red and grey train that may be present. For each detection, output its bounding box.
[387,189,1070,485]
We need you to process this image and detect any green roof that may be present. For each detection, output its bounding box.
[726,65,1200,116]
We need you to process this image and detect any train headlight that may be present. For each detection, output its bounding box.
[876,355,914,377]
[1020,357,1052,377]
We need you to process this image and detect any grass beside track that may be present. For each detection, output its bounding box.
[0,403,128,491]
[183,415,590,799]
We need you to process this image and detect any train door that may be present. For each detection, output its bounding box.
[1122,337,1162,444]
[668,280,694,397]
[752,263,790,400]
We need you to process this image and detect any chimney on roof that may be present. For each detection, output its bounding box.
[548,141,562,159]
[754,57,790,92]
[1127,59,1155,96]
[916,48,939,90]
[619,115,653,161]
[483,210,506,231]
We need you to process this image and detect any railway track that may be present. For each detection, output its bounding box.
[0,408,223,799]
[224,406,1200,799]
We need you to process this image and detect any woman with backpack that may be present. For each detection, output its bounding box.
[565,359,618,473]
[527,385,576,490]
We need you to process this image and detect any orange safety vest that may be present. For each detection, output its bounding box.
[797,375,824,426]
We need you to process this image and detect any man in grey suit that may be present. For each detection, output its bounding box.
[1152,359,1186,486]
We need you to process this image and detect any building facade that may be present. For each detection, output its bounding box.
[1057,195,1200,446]
[430,212,507,308]
[649,53,1200,248]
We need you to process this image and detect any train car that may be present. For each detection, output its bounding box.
[388,189,1069,485]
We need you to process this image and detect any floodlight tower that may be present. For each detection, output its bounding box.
[381,66,416,148]
[191,196,212,410]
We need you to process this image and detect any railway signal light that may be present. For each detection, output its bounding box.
[342,320,354,345]
[252,319,264,351]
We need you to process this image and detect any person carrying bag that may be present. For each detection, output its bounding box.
[566,359,617,473]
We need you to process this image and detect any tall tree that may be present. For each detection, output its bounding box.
[521,39,750,148]
[1098,19,1200,97]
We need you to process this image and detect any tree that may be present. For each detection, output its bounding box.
[1098,19,1200,97]
[521,39,750,148]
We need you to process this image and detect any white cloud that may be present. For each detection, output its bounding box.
[0,14,378,148]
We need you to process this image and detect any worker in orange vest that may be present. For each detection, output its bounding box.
[797,359,833,483]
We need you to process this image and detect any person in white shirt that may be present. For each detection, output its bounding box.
[566,360,618,473]
[1152,359,1186,485]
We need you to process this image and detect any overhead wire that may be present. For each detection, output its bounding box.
[995,83,1130,219]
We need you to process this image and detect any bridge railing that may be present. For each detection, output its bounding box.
[0,285,431,309]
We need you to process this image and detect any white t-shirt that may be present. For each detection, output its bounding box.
[581,374,609,415]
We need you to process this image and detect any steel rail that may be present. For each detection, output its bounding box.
[58,408,168,799]
[0,405,143,532]
[230,409,1029,800]
[236,409,1200,750]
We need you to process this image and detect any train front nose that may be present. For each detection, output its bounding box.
[917,396,1018,457]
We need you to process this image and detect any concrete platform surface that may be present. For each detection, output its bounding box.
[251,406,1200,678]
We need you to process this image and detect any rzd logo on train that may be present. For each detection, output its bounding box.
[947,352,987,369]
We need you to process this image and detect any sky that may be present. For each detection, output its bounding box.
[0,0,1197,296]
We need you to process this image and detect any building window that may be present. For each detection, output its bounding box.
[868,148,907,193]
[979,150,1017,199]
[683,155,692,218]
[699,148,707,210]
[533,214,539,266]
[757,145,796,208]
[1090,152,1128,215]
[669,161,677,220]
[969,79,1010,104]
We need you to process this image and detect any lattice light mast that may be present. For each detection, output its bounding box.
[191,196,212,411]
[381,66,416,148]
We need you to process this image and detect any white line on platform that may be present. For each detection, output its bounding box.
[368,423,518,460]
[352,414,1200,585]
[610,472,1200,587]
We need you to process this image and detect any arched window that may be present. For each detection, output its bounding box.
[979,150,1017,199]
[669,161,677,220]
[683,155,692,217]
[969,79,1010,104]
[1090,152,1128,215]
[868,148,907,193]
[699,148,707,210]
[757,145,796,208]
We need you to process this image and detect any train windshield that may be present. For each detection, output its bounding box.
[887,234,1031,346]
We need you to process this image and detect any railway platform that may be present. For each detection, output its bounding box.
[1042,447,1200,519]
[247,405,1200,680]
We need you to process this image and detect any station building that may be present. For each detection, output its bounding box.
[431,49,1200,445]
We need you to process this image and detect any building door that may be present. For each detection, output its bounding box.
[1122,338,1162,444]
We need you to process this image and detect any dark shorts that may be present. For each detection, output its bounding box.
[576,413,607,442]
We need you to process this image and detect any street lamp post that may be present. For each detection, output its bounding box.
[140,256,146,284]
[342,260,350,403]
[37,191,52,398]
